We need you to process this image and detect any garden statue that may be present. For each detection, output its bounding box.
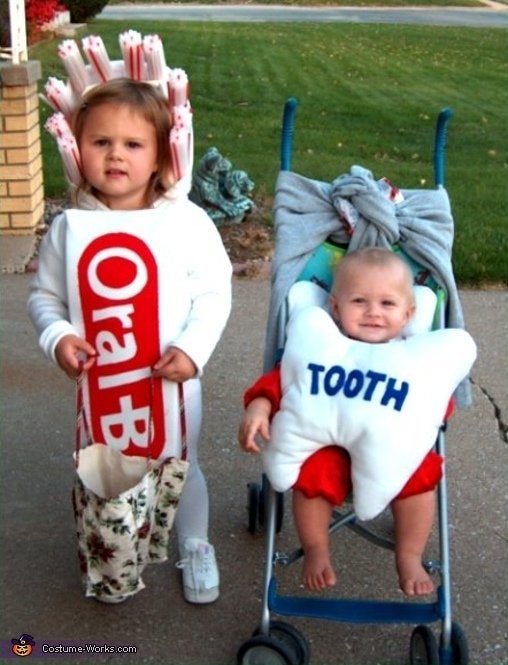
[189,147,255,225]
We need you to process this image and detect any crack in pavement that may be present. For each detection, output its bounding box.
[471,378,508,443]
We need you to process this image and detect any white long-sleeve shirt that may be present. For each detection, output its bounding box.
[27,193,232,375]
[27,192,232,459]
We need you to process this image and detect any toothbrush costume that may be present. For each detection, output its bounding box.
[43,31,194,195]
[30,29,232,459]
[27,32,232,601]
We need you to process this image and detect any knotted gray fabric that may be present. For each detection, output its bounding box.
[264,166,471,408]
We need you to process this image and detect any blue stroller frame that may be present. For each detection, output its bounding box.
[237,99,469,665]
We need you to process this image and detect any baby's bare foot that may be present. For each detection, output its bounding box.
[303,546,337,592]
[397,555,434,596]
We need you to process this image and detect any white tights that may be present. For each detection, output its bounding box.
[174,379,209,555]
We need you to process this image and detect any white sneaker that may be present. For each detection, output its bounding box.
[176,538,220,604]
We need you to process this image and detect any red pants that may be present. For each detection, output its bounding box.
[293,446,443,506]
[244,365,446,506]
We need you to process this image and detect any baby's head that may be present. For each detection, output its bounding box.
[329,247,415,343]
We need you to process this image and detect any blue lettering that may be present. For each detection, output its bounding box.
[381,378,409,411]
[343,369,364,398]
[306,363,408,411]
[307,363,325,395]
[324,366,346,395]
[364,370,387,401]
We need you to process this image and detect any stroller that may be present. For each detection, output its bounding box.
[237,99,470,665]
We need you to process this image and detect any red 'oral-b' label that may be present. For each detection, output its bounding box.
[77,232,165,458]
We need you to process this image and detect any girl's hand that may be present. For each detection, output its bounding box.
[238,397,272,454]
[55,334,96,379]
[152,346,197,383]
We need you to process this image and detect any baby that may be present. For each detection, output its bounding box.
[239,247,446,596]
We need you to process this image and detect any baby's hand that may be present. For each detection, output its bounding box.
[238,397,271,454]
[152,346,197,383]
[55,334,96,379]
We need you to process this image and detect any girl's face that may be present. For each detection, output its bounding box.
[329,263,415,343]
[79,103,159,210]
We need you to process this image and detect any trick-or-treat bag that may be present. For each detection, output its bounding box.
[73,376,188,602]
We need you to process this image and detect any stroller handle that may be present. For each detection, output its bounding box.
[434,107,454,188]
[280,97,299,171]
[280,98,453,188]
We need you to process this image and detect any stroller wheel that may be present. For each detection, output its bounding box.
[409,625,439,665]
[247,482,261,534]
[237,634,299,665]
[439,622,469,665]
[253,621,310,665]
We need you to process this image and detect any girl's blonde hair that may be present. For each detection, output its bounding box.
[72,78,174,206]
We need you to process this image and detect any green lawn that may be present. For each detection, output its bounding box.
[30,20,507,286]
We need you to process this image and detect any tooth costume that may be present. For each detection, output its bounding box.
[245,283,476,521]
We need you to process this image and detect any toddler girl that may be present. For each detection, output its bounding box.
[28,78,232,604]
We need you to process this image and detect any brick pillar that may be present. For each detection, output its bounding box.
[0,60,44,236]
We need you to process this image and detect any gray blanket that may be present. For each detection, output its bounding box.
[264,166,472,408]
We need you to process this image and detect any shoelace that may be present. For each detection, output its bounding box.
[175,556,190,570]
[175,547,213,577]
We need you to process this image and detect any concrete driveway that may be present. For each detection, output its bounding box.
[1,272,506,664]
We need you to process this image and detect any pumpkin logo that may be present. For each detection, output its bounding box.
[11,634,34,657]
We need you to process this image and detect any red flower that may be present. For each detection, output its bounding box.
[137,522,151,539]
[25,0,69,44]
[87,533,116,563]
[26,0,60,27]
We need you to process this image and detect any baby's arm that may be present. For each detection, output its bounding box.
[239,365,283,453]
[238,397,271,454]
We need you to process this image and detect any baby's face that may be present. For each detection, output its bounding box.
[330,264,415,343]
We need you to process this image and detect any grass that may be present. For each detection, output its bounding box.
[30,20,507,286]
